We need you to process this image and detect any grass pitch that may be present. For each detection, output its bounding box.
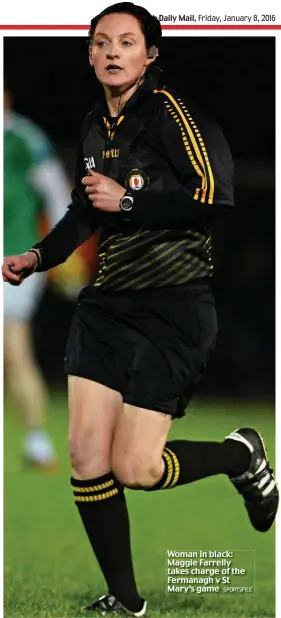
[4,397,276,617]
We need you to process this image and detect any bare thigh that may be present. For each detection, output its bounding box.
[68,376,123,479]
[112,403,172,488]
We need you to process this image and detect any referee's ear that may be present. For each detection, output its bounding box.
[89,44,94,68]
[144,45,159,66]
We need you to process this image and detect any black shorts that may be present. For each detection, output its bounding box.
[65,281,217,418]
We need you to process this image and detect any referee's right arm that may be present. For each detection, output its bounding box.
[31,143,99,272]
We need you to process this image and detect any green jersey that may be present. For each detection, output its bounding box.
[4,112,54,255]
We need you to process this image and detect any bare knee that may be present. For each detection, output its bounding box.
[112,403,170,488]
[68,377,122,480]
[68,429,89,474]
[112,452,163,488]
[68,427,111,479]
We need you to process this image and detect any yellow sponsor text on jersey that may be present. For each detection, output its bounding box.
[102,148,120,159]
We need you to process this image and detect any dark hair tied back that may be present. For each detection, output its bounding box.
[88,2,162,50]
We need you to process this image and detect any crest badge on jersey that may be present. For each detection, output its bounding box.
[126,169,149,191]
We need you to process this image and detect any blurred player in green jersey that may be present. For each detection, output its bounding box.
[3,84,71,468]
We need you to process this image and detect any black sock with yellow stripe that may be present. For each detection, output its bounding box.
[71,472,141,613]
[148,440,251,490]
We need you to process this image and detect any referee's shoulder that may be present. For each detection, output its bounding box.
[153,85,221,134]
[152,84,194,111]
[79,103,101,139]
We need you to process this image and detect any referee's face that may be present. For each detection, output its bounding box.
[89,13,150,92]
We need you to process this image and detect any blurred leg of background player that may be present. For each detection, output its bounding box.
[4,274,57,467]
[4,81,73,468]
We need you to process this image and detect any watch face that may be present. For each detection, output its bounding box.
[121,196,133,211]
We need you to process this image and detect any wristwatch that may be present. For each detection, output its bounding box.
[27,248,42,271]
[119,192,134,212]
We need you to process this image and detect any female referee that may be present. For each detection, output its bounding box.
[2,3,278,615]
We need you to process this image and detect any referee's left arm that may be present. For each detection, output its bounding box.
[123,98,235,229]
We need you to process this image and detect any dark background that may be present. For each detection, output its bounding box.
[4,36,275,398]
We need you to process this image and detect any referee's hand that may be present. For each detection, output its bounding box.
[1,253,37,285]
[82,170,126,212]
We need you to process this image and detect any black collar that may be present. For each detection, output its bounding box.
[95,68,162,124]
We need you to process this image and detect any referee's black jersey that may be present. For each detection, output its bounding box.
[37,73,234,290]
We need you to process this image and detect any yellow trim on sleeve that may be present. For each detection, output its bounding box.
[154,89,215,204]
